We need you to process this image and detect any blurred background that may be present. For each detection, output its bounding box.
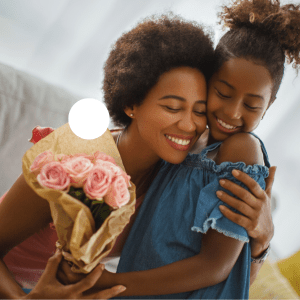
[0,0,299,261]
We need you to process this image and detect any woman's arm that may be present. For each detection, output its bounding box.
[0,174,125,299]
[0,173,53,299]
[60,227,245,297]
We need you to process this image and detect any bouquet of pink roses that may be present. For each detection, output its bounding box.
[22,124,136,273]
[30,150,131,230]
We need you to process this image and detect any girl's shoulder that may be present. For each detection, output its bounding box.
[215,132,265,166]
[183,132,270,176]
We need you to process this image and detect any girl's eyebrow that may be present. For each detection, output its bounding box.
[159,95,206,104]
[217,80,264,101]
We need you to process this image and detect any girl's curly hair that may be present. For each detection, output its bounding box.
[103,14,215,127]
[216,0,300,102]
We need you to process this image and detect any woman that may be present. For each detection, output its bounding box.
[0,15,274,299]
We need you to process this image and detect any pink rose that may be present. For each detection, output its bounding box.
[92,151,117,165]
[83,165,113,200]
[95,160,131,186]
[37,161,70,191]
[62,156,94,188]
[30,151,55,175]
[104,175,130,208]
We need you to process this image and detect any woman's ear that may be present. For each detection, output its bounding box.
[124,106,135,118]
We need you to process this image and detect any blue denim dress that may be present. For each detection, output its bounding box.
[117,134,270,299]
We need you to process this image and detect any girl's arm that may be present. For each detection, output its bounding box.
[216,165,275,285]
[61,227,245,296]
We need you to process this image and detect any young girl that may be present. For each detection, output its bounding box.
[66,0,299,298]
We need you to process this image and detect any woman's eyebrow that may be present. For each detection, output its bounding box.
[218,80,264,101]
[159,95,206,104]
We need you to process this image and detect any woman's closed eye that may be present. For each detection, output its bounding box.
[164,106,205,115]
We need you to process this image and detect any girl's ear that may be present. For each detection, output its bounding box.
[262,97,276,119]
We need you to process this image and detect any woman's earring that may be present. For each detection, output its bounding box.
[206,125,209,129]
[130,113,134,117]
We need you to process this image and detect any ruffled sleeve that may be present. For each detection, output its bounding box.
[191,156,269,243]
[28,126,55,144]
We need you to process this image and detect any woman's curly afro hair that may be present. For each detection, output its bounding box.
[103,14,215,127]
[216,0,300,102]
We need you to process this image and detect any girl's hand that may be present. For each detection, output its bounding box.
[57,258,86,285]
[217,166,276,255]
[23,249,126,299]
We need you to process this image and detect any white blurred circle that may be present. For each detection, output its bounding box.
[68,98,109,140]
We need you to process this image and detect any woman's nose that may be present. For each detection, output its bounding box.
[177,113,197,132]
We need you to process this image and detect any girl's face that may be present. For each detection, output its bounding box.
[128,66,207,164]
[207,58,273,144]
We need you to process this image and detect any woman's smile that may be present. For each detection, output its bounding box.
[128,66,207,164]
[164,133,194,151]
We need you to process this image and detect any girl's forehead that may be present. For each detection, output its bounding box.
[212,58,273,101]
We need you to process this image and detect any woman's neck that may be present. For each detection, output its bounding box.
[116,126,161,187]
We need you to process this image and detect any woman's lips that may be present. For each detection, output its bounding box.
[164,134,194,151]
[215,117,241,133]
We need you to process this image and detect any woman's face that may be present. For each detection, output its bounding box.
[129,66,207,164]
[207,58,273,143]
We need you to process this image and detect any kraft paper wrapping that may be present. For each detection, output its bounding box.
[22,123,136,273]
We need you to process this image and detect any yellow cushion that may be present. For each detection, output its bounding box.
[249,257,299,299]
[277,250,300,297]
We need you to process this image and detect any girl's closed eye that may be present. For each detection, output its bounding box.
[215,88,231,99]
[244,103,262,110]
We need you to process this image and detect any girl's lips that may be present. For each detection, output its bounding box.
[164,134,194,151]
[215,117,241,133]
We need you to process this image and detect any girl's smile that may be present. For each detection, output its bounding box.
[207,58,273,144]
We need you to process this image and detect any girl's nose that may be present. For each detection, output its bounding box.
[225,101,242,120]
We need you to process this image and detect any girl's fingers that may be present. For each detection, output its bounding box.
[265,166,276,196]
[71,264,104,294]
[217,191,257,217]
[230,170,265,199]
[219,179,261,209]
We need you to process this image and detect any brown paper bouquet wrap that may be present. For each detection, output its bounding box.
[22,123,136,273]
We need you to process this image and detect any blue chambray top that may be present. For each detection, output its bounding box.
[117,133,270,299]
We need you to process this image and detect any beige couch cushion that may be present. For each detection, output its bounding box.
[250,258,299,299]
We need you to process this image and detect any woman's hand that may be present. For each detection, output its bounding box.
[216,166,276,256]
[23,249,126,299]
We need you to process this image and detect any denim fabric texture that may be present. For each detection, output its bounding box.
[117,133,270,299]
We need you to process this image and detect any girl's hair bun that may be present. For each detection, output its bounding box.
[219,0,300,68]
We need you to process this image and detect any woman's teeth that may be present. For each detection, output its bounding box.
[166,135,191,146]
[217,118,237,130]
